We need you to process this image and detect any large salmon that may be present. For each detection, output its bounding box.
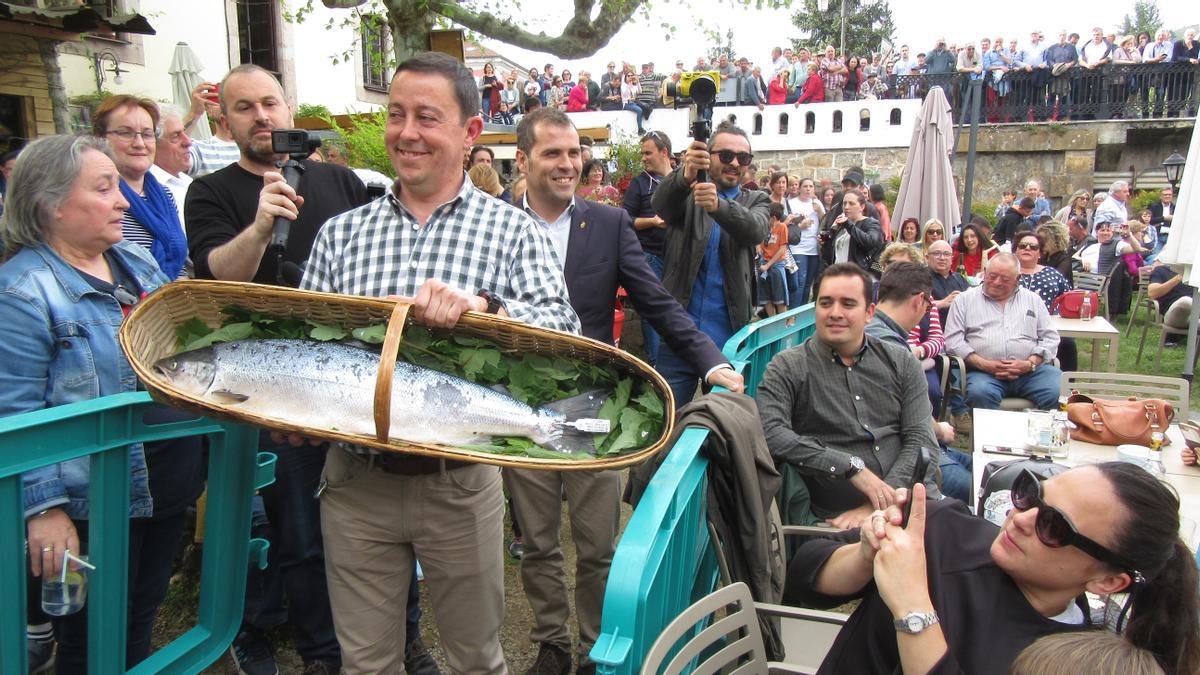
[153,339,608,454]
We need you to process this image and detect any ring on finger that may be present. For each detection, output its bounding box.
[870,509,885,521]
[41,545,54,552]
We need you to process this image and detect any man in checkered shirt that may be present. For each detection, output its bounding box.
[299,52,578,674]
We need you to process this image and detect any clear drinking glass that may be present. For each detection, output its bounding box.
[41,552,91,617]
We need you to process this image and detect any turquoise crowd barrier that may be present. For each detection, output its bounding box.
[591,304,816,674]
[1,391,269,674]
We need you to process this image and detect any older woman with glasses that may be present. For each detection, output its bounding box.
[0,135,204,671]
[786,462,1200,675]
[91,95,188,279]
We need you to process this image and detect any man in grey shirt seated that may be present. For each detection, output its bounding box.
[757,263,939,530]
[944,254,1061,414]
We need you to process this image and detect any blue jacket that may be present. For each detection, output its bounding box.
[0,240,168,518]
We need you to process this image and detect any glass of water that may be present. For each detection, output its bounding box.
[41,552,91,617]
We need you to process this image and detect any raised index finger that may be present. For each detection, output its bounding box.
[907,482,928,536]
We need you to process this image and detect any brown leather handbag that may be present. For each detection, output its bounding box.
[1066,394,1174,447]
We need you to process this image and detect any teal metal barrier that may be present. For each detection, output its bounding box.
[591,305,816,674]
[1,391,268,674]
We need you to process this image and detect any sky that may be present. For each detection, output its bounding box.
[478,1,1195,75]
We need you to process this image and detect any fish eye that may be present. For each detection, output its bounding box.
[169,360,178,370]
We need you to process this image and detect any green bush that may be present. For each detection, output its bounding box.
[296,103,332,119]
[606,131,644,195]
[1127,189,1162,219]
[969,200,997,226]
[882,174,902,214]
[316,111,393,178]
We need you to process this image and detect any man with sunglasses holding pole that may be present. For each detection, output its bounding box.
[944,254,1061,417]
[652,122,769,404]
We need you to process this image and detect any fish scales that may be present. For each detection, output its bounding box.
[155,339,569,448]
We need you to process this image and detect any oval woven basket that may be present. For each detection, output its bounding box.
[119,280,675,471]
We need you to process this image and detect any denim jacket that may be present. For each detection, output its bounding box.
[0,240,168,519]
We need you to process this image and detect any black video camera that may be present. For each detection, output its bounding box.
[271,128,322,159]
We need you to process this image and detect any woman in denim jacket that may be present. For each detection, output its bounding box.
[0,135,202,671]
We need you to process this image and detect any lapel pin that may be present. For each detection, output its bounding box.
[580,221,587,229]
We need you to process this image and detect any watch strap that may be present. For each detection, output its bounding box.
[476,289,505,314]
[894,610,940,634]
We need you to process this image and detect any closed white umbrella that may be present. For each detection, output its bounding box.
[168,42,212,141]
[892,87,961,232]
[1155,123,1199,384]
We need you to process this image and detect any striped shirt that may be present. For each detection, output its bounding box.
[301,175,579,334]
[187,137,241,178]
[121,188,190,279]
[944,285,1059,362]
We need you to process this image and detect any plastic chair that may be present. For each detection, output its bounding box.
[1073,271,1111,319]
[639,582,840,675]
[1134,297,1165,365]
[1125,266,1156,333]
[1061,370,1190,419]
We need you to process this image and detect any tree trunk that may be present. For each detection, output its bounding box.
[385,1,435,62]
[36,38,72,134]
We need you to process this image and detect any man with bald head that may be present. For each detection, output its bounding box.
[926,239,968,324]
[945,254,1061,415]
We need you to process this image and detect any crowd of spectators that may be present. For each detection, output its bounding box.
[1,36,1197,675]
[478,28,1198,128]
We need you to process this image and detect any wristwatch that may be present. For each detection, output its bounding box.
[894,610,940,634]
[475,289,506,314]
[1028,358,1039,372]
[845,456,866,479]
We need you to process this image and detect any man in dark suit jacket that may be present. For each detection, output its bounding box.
[1148,186,1175,250]
[505,108,743,674]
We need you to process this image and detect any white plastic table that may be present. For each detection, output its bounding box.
[1051,315,1120,372]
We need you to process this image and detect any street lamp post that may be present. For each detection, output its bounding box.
[815,0,847,55]
[1163,151,1186,194]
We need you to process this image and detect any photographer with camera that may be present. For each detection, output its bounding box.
[652,121,769,404]
[183,65,377,675]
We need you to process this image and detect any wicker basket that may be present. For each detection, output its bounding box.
[119,280,675,471]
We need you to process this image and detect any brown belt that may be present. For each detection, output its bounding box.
[369,452,469,476]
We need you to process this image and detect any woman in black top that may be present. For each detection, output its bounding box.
[786,463,1199,675]
[822,191,883,275]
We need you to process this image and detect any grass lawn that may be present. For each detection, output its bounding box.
[1088,307,1198,413]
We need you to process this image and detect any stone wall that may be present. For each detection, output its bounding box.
[752,118,1192,216]
[752,147,909,186]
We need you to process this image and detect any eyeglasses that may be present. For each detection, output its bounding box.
[926,229,944,235]
[710,149,754,166]
[1011,470,1138,575]
[927,251,953,258]
[1015,242,1041,250]
[106,129,157,143]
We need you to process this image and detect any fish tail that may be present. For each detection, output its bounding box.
[540,390,607,456]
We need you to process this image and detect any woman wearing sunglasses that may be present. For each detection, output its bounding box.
[785,463,1199,675]
[918,218,947,256]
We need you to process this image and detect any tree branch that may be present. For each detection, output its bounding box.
[321,0,369,8]
[424,0,647,59]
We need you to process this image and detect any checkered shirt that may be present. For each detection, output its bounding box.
[301,175,580,334]
[819,57,847,90]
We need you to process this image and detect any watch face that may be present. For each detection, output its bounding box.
[906,616,924,632]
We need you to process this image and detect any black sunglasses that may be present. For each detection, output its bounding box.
[1011,470,1138,576]
[1016,242,1041,250]
[710,149,754,166]
[113,285,140,308]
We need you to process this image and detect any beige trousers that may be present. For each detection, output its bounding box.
[504,467,621,661]
[320,446,507,674]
